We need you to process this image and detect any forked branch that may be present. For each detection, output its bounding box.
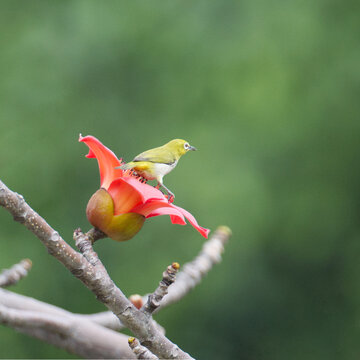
[0,178,231,359]
[0,179,192,359]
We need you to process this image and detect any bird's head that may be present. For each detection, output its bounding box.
[166,139,197,157]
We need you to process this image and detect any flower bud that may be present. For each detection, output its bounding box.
[86,189,113,230]
[86,188,145,242]
[129,294,143,309]
[106,212,145,242]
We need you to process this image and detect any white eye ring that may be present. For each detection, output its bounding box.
[184,142,190,149]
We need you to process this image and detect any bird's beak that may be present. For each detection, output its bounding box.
[189,146,197,151]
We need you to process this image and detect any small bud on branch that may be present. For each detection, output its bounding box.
[129,294,143,310]
[128,337,158,359]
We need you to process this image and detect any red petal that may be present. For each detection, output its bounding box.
[122,177,167,202]
[172,205,210,238]
[133,200,183,218]
[108,178,144,215]
[170,215,186,225]
[147,206,186,225]
[134,199,209,237]
[79,134,123,189]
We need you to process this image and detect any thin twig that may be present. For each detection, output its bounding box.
[128,337,158,360]
[143,262,180,314]
[74,228,105,267]
[86,227,107,243]
[158,226,231,311]
[0,259,32,288]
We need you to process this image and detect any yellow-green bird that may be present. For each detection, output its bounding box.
[118,139,197,199]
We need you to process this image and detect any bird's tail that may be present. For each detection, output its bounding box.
[116,162,136,171]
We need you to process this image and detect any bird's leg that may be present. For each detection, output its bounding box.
[158,182,175,202]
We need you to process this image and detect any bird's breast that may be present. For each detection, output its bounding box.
[132,161,177,180]
[153,161,177,177]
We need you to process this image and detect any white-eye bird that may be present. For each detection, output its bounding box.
[118,139,197,199]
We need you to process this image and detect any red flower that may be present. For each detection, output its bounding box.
[79,135,210,241]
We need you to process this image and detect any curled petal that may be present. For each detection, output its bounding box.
[172,205,210,238]
[133,200,186,225]
[79,134,123,189]
[147,206,186,225]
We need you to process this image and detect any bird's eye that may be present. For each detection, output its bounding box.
[184,143,190,149]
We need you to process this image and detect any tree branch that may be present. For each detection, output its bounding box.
[0,259,32,288]
[143,262,180,314]
[0,179,193,359]
[158,226,231,310]
[74,228,107,267]
[0,287,165,341]
[0,302,134,359]
[71,227,231,330]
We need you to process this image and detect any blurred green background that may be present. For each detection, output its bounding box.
[0,0,359,359]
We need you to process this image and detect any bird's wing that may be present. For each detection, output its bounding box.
[133,146,176,164]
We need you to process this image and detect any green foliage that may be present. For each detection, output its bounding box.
[0,0,359,358]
